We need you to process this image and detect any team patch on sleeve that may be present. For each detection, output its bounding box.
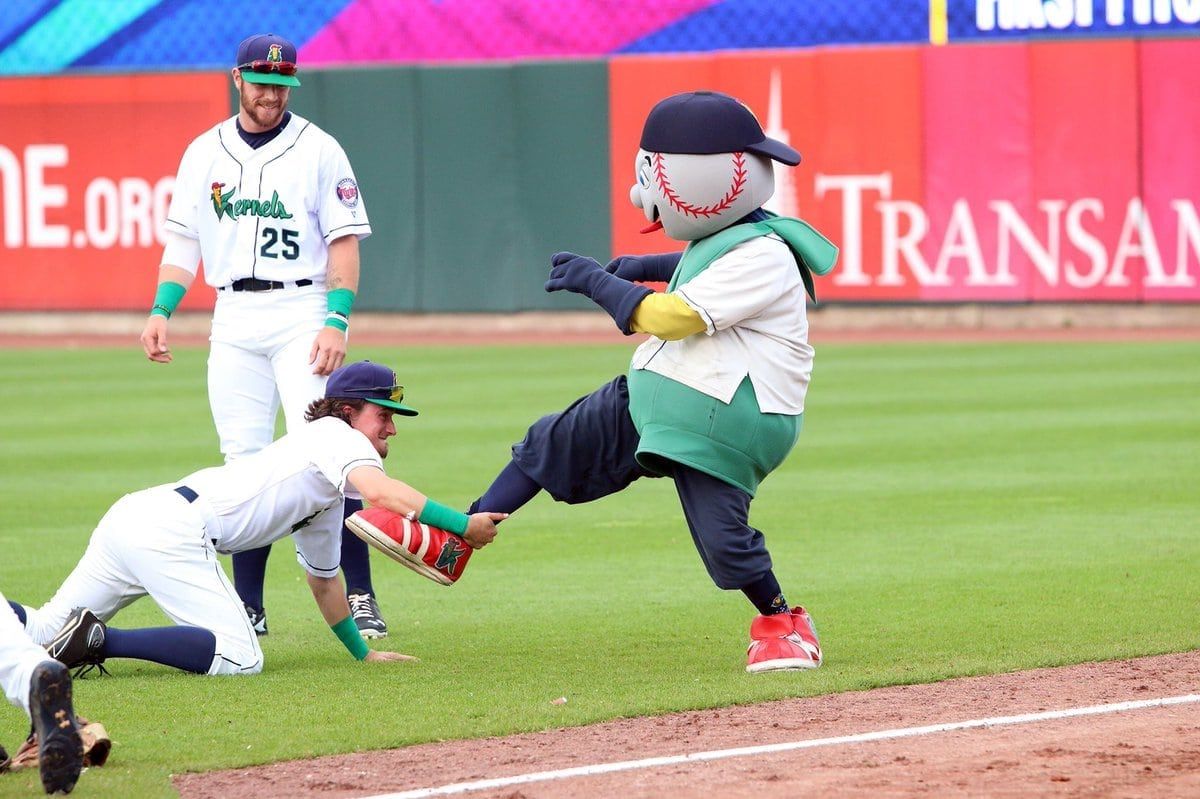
[336,178,359,208]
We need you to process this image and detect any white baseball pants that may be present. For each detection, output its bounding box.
[0,589,54,716]
[208,285,330,462]
[21,487,263,676]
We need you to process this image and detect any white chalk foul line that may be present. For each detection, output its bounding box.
[367,693,1200,799]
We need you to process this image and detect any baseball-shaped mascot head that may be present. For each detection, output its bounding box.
[629,90,800,242]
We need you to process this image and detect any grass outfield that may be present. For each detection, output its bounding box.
[1,340,1197,796]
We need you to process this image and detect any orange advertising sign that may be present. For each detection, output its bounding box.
[0,73,229,309]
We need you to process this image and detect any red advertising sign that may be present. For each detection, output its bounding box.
[0,73,228,309]
[609,39,1200,302]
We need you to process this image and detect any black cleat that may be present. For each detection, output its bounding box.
[45,608,107,674]
[29,661,83,794]
[244,604,268,636]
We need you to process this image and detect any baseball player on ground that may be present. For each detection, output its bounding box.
[469,91,838,673]
[138,33,388,640]
[7,362,506,678]
[0,591,86,794]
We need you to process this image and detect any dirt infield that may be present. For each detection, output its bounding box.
[175,650,1200,798]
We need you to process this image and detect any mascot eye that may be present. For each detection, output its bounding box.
[637,156,651,188]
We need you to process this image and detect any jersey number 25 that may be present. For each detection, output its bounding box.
[260,227,300,260]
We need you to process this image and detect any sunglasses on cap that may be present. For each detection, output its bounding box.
[238,59,298,76]
[348,385,405,403]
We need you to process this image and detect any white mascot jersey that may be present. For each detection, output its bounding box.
[164,113,371,286]
[629,147,776,241]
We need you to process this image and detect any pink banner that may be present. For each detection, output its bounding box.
[1140,39,1200,302]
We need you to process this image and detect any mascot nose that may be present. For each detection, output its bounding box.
[629,182,642,209]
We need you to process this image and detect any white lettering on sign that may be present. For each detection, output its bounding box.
[978,0,1197,28]
[817,171,1200,290]
[0,143,173,250]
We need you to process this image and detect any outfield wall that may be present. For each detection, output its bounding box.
[1,38,1198,311]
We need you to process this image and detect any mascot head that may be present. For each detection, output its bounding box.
[629,90,800,241]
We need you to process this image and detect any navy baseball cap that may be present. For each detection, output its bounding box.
[326,361,419,416]
[235,33,301,88]
[640,90,800,165]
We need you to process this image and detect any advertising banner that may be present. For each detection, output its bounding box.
[610,38,1200,302]
[0,73,228,309]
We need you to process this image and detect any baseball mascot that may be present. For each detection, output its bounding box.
[384,90,837,672]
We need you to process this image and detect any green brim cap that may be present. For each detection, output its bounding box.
[364,397,419,417]
[240,71,301,88]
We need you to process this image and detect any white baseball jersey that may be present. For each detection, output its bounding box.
[164,113,371,286]
[181,416,383,574]
[631,234,812,414]
[17,417,385,676]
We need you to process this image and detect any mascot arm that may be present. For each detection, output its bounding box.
[630,292,707,340]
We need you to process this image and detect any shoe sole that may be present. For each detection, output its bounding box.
[31,665,83,794]
[358,628,388,640]
[345,514,455,585]
[746,657,822,674]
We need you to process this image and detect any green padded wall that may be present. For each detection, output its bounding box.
[262,61,610,312]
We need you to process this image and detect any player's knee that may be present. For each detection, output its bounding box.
[209,633,264,676]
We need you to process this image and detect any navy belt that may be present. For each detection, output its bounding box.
[174,485,198,503]
[221,278,314,292]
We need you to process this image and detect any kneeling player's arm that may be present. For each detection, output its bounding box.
[308,573,369,660]
[347,465,470,536]
[630,292,707,340]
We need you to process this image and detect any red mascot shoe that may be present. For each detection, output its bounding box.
[746,606,822,673]
[346,507,472,586]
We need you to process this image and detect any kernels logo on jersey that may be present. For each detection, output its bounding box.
[0,73,229,310]
[210,183,294,222]
[609,38,1200,301]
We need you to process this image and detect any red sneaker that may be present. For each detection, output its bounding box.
[346,507,472,586]
[746,607,822,673]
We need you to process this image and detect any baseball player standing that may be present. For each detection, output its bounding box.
[139,33,387,639]
[9,361,505,678]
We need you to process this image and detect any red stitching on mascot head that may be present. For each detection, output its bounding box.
[652,151,747,219]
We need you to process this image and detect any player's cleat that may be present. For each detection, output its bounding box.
[244,604,268,636]
[28,661,83,794]
[346,508,473,586]
[45,609,107,675]
[746,606,822,673]
[348,591,388,639]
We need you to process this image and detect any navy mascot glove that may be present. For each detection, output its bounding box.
[545,252,653,335]
[603,252,682,283]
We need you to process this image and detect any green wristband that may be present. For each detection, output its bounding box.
[150,281,187,319]
[331,615,369,660]
[419,498,470,536]
[325,288,355,332]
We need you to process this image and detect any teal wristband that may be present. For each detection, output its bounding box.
[331,615,369,660]
[325,288,355,331]
[419,499,470,536]
[150,281,187,319]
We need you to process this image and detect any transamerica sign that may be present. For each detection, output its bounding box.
[609,38,1200,301]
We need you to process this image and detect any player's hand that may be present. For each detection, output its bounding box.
[462,511,508,549]
[140,315,172,363]
[309,326,347,376]
[545,252,605,297]
[364,650,418,663]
